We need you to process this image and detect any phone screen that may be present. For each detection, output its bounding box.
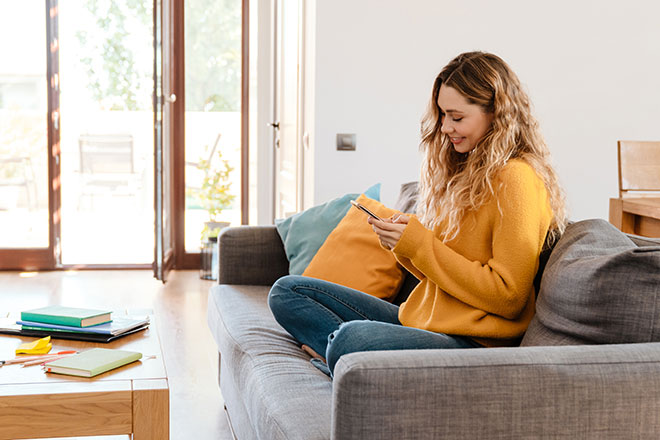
[350,200,383,221]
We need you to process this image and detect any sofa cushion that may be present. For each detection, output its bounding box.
[207,284,332,440]
[521,219,660,346]
[302,194,405,301]
[275,184,380,275]
[393,181,418,214]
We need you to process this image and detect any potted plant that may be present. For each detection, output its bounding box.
[186,146,236,279]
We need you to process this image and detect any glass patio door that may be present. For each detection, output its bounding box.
[1,1,161,270]
[0,1,58,270]
[1,0,246,273]
[58,0,155,266]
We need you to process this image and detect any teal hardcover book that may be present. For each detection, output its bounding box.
[21,306,112,328]
[44,348,142,377]
[18,316,150,335]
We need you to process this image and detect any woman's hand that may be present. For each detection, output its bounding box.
[367,214,410,250]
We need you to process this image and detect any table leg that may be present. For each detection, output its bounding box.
[133,379,169,439]
[609,198,636,234]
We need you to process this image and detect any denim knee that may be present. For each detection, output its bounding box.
[326,320,369,374]
[268,275,302,317]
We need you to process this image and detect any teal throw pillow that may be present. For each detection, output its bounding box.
[275,184,381,275]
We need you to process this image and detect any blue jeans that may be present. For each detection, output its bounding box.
[268,275,481,376]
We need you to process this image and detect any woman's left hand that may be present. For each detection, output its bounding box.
[368,214,410,250]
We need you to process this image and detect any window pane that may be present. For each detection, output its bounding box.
[0,2,49,248]
[184,0,242,252]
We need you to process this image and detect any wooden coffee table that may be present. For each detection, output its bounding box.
[0,317,168,439]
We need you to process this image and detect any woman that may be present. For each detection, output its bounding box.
[268,51,567,377]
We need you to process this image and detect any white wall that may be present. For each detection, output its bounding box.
[310,0,660,219]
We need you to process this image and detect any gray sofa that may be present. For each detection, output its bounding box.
[207,201,660,438]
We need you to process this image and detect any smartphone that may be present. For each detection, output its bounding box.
[350,200,383,221]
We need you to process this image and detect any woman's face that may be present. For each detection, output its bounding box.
[437,84,493,154]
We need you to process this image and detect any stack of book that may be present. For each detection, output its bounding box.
[11,306,150,343]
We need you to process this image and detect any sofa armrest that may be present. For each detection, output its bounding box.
[331,343,660,439]
[217,225,289,285]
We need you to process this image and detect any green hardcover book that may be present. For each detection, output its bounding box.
[44,348,142,377]
[21,305,112,328]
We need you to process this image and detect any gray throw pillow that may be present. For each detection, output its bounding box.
[521,218,660,346]
[393,181,418,214]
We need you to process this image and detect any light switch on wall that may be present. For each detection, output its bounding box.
[336,133,356,151]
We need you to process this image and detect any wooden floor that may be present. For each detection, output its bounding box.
[0,269,234,440]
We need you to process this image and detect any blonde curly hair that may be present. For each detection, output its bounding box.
[418,51,567,245]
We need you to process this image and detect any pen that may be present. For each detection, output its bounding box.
[21,353,76,367]
[3,351,77,365]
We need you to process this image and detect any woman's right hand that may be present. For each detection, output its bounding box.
[368,214,409,250]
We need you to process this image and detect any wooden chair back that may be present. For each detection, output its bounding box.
[617,140,660,197]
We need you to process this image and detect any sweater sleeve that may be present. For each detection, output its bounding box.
[376,235,424,279]
[383,214,426,280]
[393,254,425,280]
[392,163,551,320]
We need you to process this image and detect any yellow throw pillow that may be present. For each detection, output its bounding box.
[302,194,404,301]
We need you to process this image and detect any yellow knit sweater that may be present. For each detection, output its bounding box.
[393,159,552,346]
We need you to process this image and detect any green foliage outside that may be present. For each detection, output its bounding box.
[76,0,152,111]
[75,0,241,113]
[185,0,241,112]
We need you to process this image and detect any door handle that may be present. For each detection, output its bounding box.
[268,122,280,130]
